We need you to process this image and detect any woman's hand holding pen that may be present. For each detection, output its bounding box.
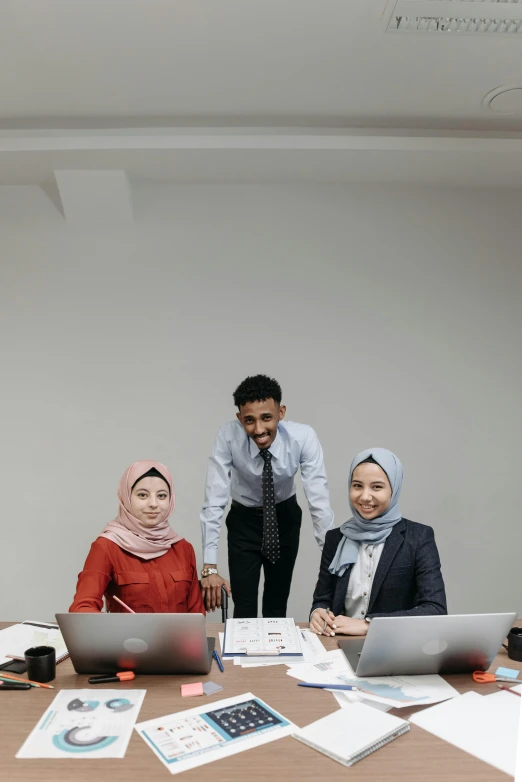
[309,608,336,636]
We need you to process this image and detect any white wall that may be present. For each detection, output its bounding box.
[1,183,521,622]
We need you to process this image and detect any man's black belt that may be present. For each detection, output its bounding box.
[231,494,297,515]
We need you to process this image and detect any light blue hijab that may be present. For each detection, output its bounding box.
[328,448,404,577]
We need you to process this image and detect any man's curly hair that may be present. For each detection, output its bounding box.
[233,374,282,409]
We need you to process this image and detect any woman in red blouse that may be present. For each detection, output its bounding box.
[70,460,205,614]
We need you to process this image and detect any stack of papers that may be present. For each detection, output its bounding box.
[222,618,304,662]
[220,625,329,668]
[410,686,522,777]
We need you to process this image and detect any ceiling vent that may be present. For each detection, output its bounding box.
[385,0,522,33]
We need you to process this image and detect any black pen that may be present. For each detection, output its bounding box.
[322,607,333,634]
[88,671,136,684]
[323,608,329,633]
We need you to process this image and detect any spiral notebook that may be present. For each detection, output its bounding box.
[293,703,410,767]
[0,621,69,666]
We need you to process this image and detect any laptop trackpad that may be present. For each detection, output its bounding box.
[337,638,365,673]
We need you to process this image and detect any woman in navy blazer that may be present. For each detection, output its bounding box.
[310,448,447,637]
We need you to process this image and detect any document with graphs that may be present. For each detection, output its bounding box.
[287,649,459,709]
[222,618,303,658]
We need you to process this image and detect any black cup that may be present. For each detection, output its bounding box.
[502,627,522,663]
[24,646,56,683]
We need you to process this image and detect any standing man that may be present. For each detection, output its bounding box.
[200,374,334,618]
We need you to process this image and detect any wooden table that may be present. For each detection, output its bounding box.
[1,621,520,781]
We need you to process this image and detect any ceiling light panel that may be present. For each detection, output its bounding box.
[385,0,522,32]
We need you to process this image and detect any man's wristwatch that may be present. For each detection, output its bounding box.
[201,567,219,578]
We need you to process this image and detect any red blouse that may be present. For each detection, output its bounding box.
[69,537,205,614]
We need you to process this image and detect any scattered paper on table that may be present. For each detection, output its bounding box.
[135,691,295,774]
[16,689,145,759]
[516,686,522,782]
[218,633,236,662]
[237,658,289,667]
[287,652,459,709]
[286,649,352,680]
[298,629,331,663]
[410,689,521,777]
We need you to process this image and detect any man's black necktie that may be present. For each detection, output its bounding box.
[260,449,280,563]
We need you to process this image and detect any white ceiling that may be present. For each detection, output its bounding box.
[3,130,522,189]
[2,0,522,129]
[1,0,522,188]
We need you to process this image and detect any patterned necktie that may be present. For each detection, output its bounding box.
[259,449,280,563]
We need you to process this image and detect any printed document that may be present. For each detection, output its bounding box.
[222,618,303,658]
[17,689,145,759]
[287,652,459,709]
[135,692,295,774]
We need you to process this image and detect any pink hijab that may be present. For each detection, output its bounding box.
[100,461,183,560]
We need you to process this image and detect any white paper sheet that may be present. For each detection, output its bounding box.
[135,691,295,775]
[515,685,522,782]
[16,689,146,759]
[237,658,291,667]
[286,649,352,679]
[410,687,522,777]
[286,653,459,709]
[298,629,330,661]
[218,633,235,661]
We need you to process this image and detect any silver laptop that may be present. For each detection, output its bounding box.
[338,612,516,677]
[56,613,215,675]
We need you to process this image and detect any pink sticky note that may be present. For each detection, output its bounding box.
[181,682,204,697]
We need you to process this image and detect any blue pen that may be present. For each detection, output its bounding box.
[298,682,359,691]
[213,649,224,673]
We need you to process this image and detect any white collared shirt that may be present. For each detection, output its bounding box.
[201,420,334,562]
[344,542,384,619]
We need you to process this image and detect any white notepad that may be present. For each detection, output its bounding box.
[0,621,69,665]
[409,688,521,777]
[293,703,410,767]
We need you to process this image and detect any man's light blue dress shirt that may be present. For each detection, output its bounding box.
[201,420,334,563]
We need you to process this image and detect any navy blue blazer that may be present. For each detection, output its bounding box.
[311,518,447,618]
